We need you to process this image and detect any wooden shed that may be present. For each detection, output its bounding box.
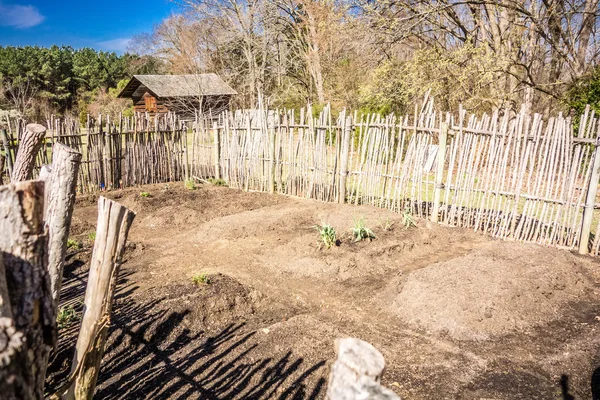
[117,74,237,117]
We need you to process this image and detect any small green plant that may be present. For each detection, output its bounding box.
[378,217,394,232]
[67,238,80,249]
[56,305,79,329]
[88,232,96,241]
[352,216,376,242]
[314,223,337,249]
[208,178,227,186]
[192,273,211,285]
[185,179,196,190]
[402,209,417,229]
[140,191,151,198]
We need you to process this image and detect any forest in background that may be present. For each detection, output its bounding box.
[2,0,600,122]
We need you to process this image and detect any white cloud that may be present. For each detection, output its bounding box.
[0,1,45,29]
[97,38,132,53]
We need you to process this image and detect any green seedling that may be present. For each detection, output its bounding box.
[67,238,80,249]
[88,232,96,241]
[56,305,79,329]
[314,223,337,249]
[185,179,196,190]
[352,216,376,242]
[140,191,150,198]
[402,209,416,229]
[193,273,211,285]
[379,217,394,232]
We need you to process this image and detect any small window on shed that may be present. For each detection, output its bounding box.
[144,94,157,112]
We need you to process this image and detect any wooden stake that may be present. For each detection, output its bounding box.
[579,135,600,254]
[431,122,448,222]
[338,117,352,203]
[213,122,221,180]
[0,180,54,399]
[67,197,135,400]
[11,124,46,182]
[43,143,82,310]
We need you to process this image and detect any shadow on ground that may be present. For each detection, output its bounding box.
[45,253,326,399]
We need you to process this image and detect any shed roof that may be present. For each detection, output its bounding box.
[118,74,237,98]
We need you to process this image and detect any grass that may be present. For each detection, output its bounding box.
[352,216,376,242]
[185,179,197,190]
[192,273,211,286]
[140,191,151,198]
[56,305,79,329]
[88,232,96,241]
[314,223,337,249]
[208,178,227,186]
[67,238,80,249]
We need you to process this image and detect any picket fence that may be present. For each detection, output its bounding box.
[2,102,600,255]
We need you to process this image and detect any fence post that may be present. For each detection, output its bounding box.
[0,129,13,178]
[338,116,352,203]
[269,125,276,194]
[11,124,46,182]
[0,180,55,399]
[213,121,221,180]
[431,122,448,223]
[67,197,135,400]
[579,139,600,254]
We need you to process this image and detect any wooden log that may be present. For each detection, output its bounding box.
[0,180,55,399]
[326,338,400,400]
[11,124,46,182]
[338,117,352,204]
[579,134,600,254]
[43,143,82,310]
[67,197,135,400]
[431,122,448,223]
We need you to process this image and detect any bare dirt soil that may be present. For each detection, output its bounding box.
[46,182,600,399]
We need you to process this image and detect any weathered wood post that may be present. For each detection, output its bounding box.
[326,338,400,399]
[269,124,276,194]
[11,124,46,182]
[579,136,600,254]
[0,180,55,399]
[213,121,221,180]
[338,116,352,204]
[0,129,13,178]
[67,197,135,400]
[43,143,82,310]
[431,122,448,223]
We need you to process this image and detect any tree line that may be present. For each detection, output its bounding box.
[0,45,163,120]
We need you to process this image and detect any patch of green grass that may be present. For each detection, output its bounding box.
[67,238,80,249]
[56,305,79,329]
[314,223,337,249]
[352,216,376,242]
[402,209,417,229]
[140,191,151,198]
[208,178,227,186]
[192,273,211,286]
[185,179,197,190]
[88,232,96,241]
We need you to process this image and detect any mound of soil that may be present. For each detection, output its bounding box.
[392,241,598,340]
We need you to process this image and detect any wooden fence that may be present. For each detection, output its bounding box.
[2,103,600,256]
[0,113,188,193]
[191,103,600,256]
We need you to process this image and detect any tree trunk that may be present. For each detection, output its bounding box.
[43,143,82,311]
[67,197,135,400]
[0,180,55,400]
[11,124,46,182]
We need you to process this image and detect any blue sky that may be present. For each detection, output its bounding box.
[0,0,176,53]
